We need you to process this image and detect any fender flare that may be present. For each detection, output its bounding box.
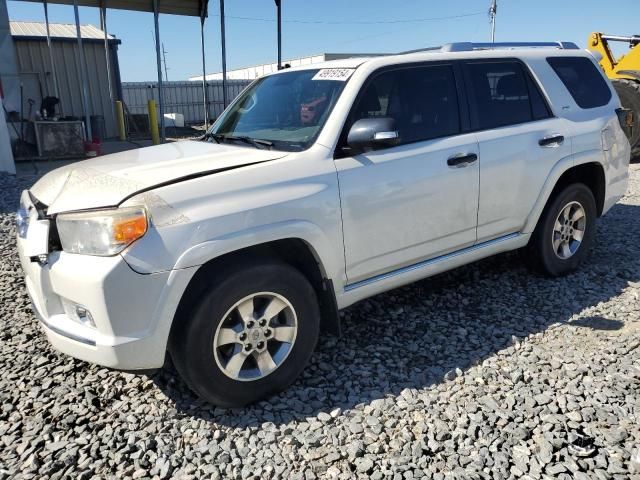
[171,220,343,336]
[173,220,341,283]
[522,150,606,234]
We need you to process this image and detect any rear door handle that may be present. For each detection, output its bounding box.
[447,153,478,168]
[538,134,564,147]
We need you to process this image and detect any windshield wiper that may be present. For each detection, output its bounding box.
[202,131,222,144]
[203,132,273,150]
[226,135,273,150]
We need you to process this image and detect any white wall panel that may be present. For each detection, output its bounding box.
[121,80,251,125]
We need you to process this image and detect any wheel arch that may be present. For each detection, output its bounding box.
[549,162,606,216]
[524,159,606,234]
[169,238,341,350]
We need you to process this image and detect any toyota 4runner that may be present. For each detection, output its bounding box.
[17,42,631,406]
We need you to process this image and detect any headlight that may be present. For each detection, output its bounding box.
[56,207,148,256]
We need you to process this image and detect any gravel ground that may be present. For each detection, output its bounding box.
[0,166,639,480]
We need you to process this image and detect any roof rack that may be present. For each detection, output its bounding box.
[440,41,580,52]
[401,46,443,54]
[400,41,579,55]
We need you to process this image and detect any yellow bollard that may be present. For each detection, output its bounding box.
[115,101,126,141]
[148,99,160,145]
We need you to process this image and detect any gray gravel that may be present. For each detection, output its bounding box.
[1,166,639,480]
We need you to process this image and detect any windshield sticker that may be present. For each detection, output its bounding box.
[312,68,355,81]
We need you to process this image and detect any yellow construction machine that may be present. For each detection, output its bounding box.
[588,33,640,156]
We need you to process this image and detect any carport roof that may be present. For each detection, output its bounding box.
[10,21,119,41]
[17,0,208,17]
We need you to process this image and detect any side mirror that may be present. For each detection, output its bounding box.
[346,117,400,152]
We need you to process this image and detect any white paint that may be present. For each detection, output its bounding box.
[17,47,631,370]
[163,113,184,128]
[30,140,288,214]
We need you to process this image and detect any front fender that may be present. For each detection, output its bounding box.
[173,220,342,283]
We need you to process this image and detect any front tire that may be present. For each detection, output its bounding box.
[170,261,320,407]
[526,183,597,277]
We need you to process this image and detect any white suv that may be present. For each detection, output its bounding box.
[17,42,630,406]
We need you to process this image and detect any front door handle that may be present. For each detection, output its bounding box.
[538,134,564,147]
[447,153,478,168]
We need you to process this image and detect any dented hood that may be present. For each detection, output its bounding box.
[31,140,288,214]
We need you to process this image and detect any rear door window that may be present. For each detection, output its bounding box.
[347,64,461,146]
[527,75,552,120]
[547,56,612,108]
[464,61,550,130]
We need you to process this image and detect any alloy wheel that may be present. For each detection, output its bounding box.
[213,292,298,381]
[552,201,586,260]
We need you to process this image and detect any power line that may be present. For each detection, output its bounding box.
[209,11,486,26]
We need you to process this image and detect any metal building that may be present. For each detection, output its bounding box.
[10,21,122,138]
[122,79,250,125]
[0,0,284,174]
[0,0,18,173]
[189,53,385,81]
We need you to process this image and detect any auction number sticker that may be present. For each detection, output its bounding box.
[312,68,355,81]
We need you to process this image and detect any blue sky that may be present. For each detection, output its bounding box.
[7,0,639,82]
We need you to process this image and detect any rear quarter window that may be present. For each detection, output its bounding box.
[547,56,612,109]
[463,60,550,131]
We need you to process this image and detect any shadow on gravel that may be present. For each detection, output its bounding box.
[568,316,624,331]
[152,202,640,427]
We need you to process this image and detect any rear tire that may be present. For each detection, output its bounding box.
[526,183,597,277]
[170,261,320,407]
[612,79,640,159]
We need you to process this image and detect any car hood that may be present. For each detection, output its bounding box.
[30,140,288,214]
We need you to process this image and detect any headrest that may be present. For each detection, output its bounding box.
[360,85,381,112]
[497,74,524,97]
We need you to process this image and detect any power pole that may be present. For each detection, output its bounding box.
[489,0,497,43]
[275,0,282,70]
[220,0,228,108]
[162,42,169,82]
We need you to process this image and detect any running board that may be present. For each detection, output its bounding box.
[338,233,529,309]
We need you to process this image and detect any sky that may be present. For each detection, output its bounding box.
[7,0,640,82]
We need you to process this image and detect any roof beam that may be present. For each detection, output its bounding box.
[17,0,207,17]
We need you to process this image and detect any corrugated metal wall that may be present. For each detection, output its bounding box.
[0,1,17,173]
[190,55,327,81]
[13,39,119,138]
[121,80,251,124]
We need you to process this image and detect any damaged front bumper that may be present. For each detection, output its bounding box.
[15,191,189,370]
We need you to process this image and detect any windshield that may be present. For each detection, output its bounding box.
[208,69,351,151]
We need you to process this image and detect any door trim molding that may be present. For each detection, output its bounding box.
[344,232,521,292]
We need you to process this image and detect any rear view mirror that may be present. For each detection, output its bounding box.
[347,117,400,152]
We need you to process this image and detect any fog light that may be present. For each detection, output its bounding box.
[62,299,96,328]
[75,306,96,328]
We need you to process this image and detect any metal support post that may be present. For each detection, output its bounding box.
[220,0,228,108]
[200,5,209,127]
[43,0,59,99]
[100,1,114,103]
[73,0,92,140]
[153,0,165,142]
[275,0,282,69]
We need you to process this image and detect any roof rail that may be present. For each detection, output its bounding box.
[400,46,443,54]
[440,41,580,52]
